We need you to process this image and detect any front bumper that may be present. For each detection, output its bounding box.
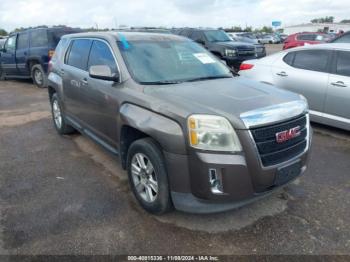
[164,123,312,214]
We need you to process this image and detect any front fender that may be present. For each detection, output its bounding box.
[119,103,187,155]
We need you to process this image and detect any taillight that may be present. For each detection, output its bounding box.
[48,50,55,59]
[239,63,254,71]
[48,60,53,72]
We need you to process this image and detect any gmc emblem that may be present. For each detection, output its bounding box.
[276,126,301,143]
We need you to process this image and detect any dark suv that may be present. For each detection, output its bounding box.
[175,28,261,70]
[48,32,311,215]
[0,27,81,87]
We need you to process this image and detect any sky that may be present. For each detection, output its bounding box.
[0,0,349,32]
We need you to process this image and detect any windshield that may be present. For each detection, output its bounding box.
[118,38,231,84]
[203,30,232,42]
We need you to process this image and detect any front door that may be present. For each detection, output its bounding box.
[1,35,18,76]
[83,39,121,147]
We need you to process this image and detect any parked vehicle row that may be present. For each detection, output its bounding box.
[0,27,81,87]
[174,28,265,70]
[239,43,350,131]
[47,31,311,214]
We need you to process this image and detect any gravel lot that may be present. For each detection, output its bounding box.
[0,52,349,255]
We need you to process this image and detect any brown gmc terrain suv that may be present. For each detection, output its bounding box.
[48,32,312,214]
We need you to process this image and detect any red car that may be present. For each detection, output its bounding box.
[283,32,329,50]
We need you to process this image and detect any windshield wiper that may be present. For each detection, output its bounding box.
[139,80,183,85]
[183,75,233,82]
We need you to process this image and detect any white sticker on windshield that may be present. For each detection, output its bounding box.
[193,53,216,64]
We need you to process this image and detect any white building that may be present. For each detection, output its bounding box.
[283,23,350,35]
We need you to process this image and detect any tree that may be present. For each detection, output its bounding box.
[0,28,8,36]
[311,16,334,23]
[340,19,350,23]
[261,26,273,33]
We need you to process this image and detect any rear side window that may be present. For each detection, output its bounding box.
[190,31,204,42]
[17,32,29,49]
[335,51,350,77]
[30,29,48,47]
[66,39,92,71]
[297,34,316,41]
[283,52,295,66]
[292,50,330,72]
[51,38,68,63]
[87,40,117,73]
[332,34,350,43]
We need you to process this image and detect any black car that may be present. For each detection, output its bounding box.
[0,27,81,87]
[175,28,258,70]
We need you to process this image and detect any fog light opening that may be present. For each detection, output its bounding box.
[209,168,224,194]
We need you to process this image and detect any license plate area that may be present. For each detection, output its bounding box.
[275,161,302,186]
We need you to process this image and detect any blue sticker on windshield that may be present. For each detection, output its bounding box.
[118,33,130,50]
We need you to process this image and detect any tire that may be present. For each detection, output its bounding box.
[0,66,5,81]
[31,64,48,88]
[50,93,75,135]
[127,138,172,215]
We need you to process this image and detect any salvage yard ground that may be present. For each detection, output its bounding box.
[0,44,349,255]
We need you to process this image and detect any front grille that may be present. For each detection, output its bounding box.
[250,115,308,166]
[237,48,255,57]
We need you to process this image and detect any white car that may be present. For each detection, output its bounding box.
[239,43,350,131]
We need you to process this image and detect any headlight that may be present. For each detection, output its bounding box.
[225,49,236,57]
[188,115,242,152]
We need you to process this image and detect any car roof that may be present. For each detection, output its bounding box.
[62,31,186,41]
[287,43,350,51]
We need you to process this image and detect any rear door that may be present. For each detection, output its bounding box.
[16,32,30,75]
[62,39,92,123]
[324,50,350,125]
[271,49,331,113]
[1,35,18,75]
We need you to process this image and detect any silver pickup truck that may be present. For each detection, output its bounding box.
[47,32,311,214]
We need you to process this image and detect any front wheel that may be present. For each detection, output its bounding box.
[127,138,172,215]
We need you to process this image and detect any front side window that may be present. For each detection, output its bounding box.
[17,33,29,49]
[5,35,16,51]
[66,39,92,71]
[203,30,231,42]
[117,37,231,84]
[335,51,350,77]
[30,29,48,47]
[88,41,117,73]
[292,50,330,73]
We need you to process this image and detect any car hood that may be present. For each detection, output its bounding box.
[143,77,307,130]
[214,41,255,49]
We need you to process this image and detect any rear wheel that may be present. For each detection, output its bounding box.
[50,93,75,135]
[31,64,47,88]
[127,138,172,215]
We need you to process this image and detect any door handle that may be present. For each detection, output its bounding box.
[60,69,65,76]
[276,71,288,77]
[81,78,88,85]
[331,81,347,87]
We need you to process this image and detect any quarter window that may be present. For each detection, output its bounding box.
[30,29,48,47]
[66,39,92,71]
[283,52,294,66]
[333,34,350,43]
[335,51,350,77]
[292,50,329,73]
[88,41,117,73]
[17,33,29,49]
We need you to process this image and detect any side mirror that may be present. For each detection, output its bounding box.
[89,65,119,82]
